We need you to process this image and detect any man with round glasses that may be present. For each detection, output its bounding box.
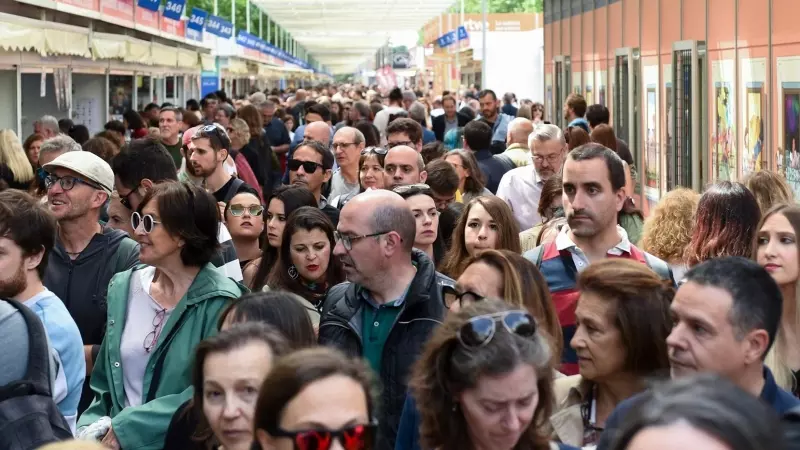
[319,189,452,449]
[41,151,140,412]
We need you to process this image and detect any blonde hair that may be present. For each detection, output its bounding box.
[640,188,700,262]
[754,205,800,391]
[0,129,34,184]
[744,170,795,214]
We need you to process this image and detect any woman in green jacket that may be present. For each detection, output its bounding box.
[77,181,246,450]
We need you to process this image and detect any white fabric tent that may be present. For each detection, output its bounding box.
[253,0,455,74]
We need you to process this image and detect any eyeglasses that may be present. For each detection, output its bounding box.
[131,212,162,234]
[44,174,101,192]
[387,141,414,149]
[332,142,357,150]
[228,204,264,216]
[532,153,562,164]
[334,230,392,251]
[360,146,388,156]
[288,159,323,173]
[144,308,167,353]
[119,184,139,210]
[269,423,376,450]
[457,311,537,348]
[442,285,485,309]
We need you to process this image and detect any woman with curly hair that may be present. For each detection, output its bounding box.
[407,299,577,450]
[684,181,761,268]
[639,188,700,280]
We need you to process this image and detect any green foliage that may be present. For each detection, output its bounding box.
[458,0,542,13]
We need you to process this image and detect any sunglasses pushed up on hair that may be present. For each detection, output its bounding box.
[457,311,537,348]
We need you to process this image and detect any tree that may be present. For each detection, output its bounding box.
[461,0,542,13]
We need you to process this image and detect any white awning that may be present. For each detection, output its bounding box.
[177,48,198,69]
[151,43,178,67]
[0,20,44,55]
[91,33,128,60]
[252,0,454,74]
[125,39,152,65]
[225,58,249,75]
[200,53,216,71]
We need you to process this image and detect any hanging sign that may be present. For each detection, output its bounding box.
[136,0,159,12]
[206,15,233,39]
[187,7,207,31]
[162,0,186,21]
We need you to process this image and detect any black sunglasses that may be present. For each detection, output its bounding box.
[457,311,537,348]
[269,422,376,450]
[442,285,484,309]
[288,159,322,173]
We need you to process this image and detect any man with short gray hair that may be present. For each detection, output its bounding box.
[39,115,60,139]
[502,117,535,168]
[401,90,417,111]
[320,189,451,450]
[496,123,568,229]
[39,135,82,168]
[330,127,366,201]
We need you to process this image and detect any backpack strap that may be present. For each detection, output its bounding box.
[223,178,246,205]
[4,300,51,397]
[644,251,676,286]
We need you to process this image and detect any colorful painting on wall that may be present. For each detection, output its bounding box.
[713,82,734,181]
[784,88,800,197]
[743,85,764,177]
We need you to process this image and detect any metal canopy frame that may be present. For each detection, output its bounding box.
[253,0,455,74]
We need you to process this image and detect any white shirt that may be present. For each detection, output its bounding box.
[373,106,407,145]
[496,165,545,230]
[555,224,631,271]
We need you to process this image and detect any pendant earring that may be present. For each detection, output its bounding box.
[288,265,299,280]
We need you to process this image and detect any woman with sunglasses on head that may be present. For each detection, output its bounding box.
[441,195,521,279]
[264,207,345,315]
[397,250,563,450]
[409,299,578,450]
[77,181,247,450]
[224,192,265,272]
[548,259,672,448]
[253,347,379,450]
[245,185,318,290]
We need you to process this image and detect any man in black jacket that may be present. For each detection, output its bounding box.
[319,189,452,450]
[431,95,470,142]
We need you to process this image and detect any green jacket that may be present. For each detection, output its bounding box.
[77,264,246,450]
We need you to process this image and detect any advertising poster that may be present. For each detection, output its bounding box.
[109,75,133,120]
[643,64,660,209]
[777,56,800,197]
[584,71,593,104]
[740,58,767,178]
[711,60,735,181]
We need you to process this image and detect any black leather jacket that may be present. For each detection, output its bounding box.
[318,250,453,450]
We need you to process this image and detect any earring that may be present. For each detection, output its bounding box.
[451,402,458,412]
[288,265,298,280]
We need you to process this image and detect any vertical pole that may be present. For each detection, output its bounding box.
[259,11,262,38]
[459,0,464,89]
[231,0,236,35]
[213,0,218,16]
[246,0,250,33]
[447,12,452,92]
[267,18,271,43]
[481,0,487,89]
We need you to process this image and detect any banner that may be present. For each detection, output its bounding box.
[162,0,185,21]
[187,7,207,31]
[205,15,233,39]
[437,26,468,48]
[136,0,159,12]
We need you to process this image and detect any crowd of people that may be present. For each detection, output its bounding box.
[1,83,800,450]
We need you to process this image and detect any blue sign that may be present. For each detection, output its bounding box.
[187,8,207,31]
[201,73,219,97]
[437,26,469,48]
[137,0,160,12]
[163,0,186,21]
[206,15,233,39]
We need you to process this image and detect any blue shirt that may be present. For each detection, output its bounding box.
[422,128,436,145]
[596,367,800,450]
[264,117,291,148]
[24,289,86,432]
